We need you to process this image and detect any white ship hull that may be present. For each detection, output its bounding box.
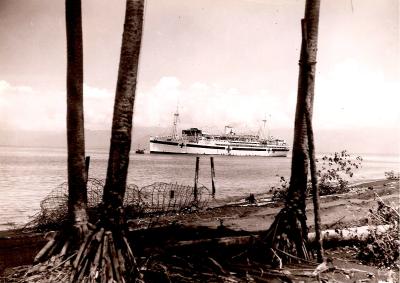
[149,138,289,157]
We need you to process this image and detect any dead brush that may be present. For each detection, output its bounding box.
[358,192,400,268]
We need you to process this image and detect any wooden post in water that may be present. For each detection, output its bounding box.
[194,156,200,202]
[85,156,90,183]
[210,157,216,197]
[84,156,90,205]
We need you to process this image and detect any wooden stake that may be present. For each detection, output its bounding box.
[85,156,90,183]
[108,232,122,283]
[59,240,70,257]
[210,157,216,197]
[76,258,89,283]
[194,156,200,202]
[103,232,113,281]
[34,238,56,263]
[117,248,126,274]
[89,229,104,280]
[123,236,141,276]
[73,232,93,269]
[100,232,109,283]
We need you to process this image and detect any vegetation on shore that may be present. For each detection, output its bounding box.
[270,150,363,201]
[358,193,399,268]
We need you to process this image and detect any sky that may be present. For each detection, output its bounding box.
[0,0,399,154]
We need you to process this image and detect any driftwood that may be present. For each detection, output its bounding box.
[175,235,258,248]
[172,225,391,249]
[308,225,390,243]
[34,232,58,263]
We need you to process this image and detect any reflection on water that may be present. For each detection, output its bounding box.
[0,146,398,230]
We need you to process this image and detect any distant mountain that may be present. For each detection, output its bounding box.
[0,126,168,150]
[0,130,66,148]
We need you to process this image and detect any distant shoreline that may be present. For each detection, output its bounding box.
[1,144,400,157]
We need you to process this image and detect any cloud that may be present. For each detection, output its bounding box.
[134,77,294,134]
[314,59,400,129]
[1,65,398,135]
[0,80,114,131]
[134,68,399,134]
[0,80,65,131]
[83,84,114,130]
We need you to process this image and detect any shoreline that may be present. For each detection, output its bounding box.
[0,177,392,233]
[207,177,395,208]
[0,178,395,235]
[1,178,398,275]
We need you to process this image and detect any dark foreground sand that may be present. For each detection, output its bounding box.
[1,179,398,281]
[128,179,399,233]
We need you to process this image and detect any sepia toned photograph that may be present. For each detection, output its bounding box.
[0,0,399,282]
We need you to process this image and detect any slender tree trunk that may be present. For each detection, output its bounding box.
[286,0,321,232]
[306,105,324,263]
[69,2,145,281]
[28,2,146,281]
[103,0,144,229]
[302,15,323,261]
[29,0,89,270]
[259,0,321,263]
[66,0,88,226]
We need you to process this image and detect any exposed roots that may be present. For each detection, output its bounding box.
[23,224,142,283]
[255,207,312,265]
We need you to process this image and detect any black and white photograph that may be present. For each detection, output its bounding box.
[0,0,399,282]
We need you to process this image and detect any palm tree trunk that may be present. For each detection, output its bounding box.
[68,2,146,281]
[28,2,145,281]
[259,0,321,263]
[66,0,88,227]
[102,0,144,229]
[306,104,324,263]
[65,2,144,281]
[301,15,323,260]
[29,0,89,270]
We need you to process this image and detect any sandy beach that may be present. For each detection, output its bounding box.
[1,178,398,281]
[161,179,399,233]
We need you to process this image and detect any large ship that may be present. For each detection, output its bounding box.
[149,111,289,157]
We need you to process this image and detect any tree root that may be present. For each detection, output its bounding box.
[24,224,143,283]
[255,207,312,265]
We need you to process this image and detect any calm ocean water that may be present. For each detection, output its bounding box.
[0,146,399,230]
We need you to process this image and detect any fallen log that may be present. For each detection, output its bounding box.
[172,225,391,249]
[174,235,258,248]
[308,225,390,243]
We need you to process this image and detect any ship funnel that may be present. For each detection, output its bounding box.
[224,125,233,135]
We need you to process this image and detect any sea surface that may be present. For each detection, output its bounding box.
[0,146,399,230]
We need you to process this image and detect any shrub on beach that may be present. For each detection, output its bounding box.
[385,170,400,180]
[358,198,399,268]
[270,176,289,201]
[316,150,362,196]
[270,150,363,201]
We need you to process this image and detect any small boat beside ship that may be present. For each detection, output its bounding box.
[149,112,289,157]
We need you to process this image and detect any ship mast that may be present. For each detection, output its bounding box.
[261,114,271,140]
[172,106,179,140]
[262,117,267,138]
